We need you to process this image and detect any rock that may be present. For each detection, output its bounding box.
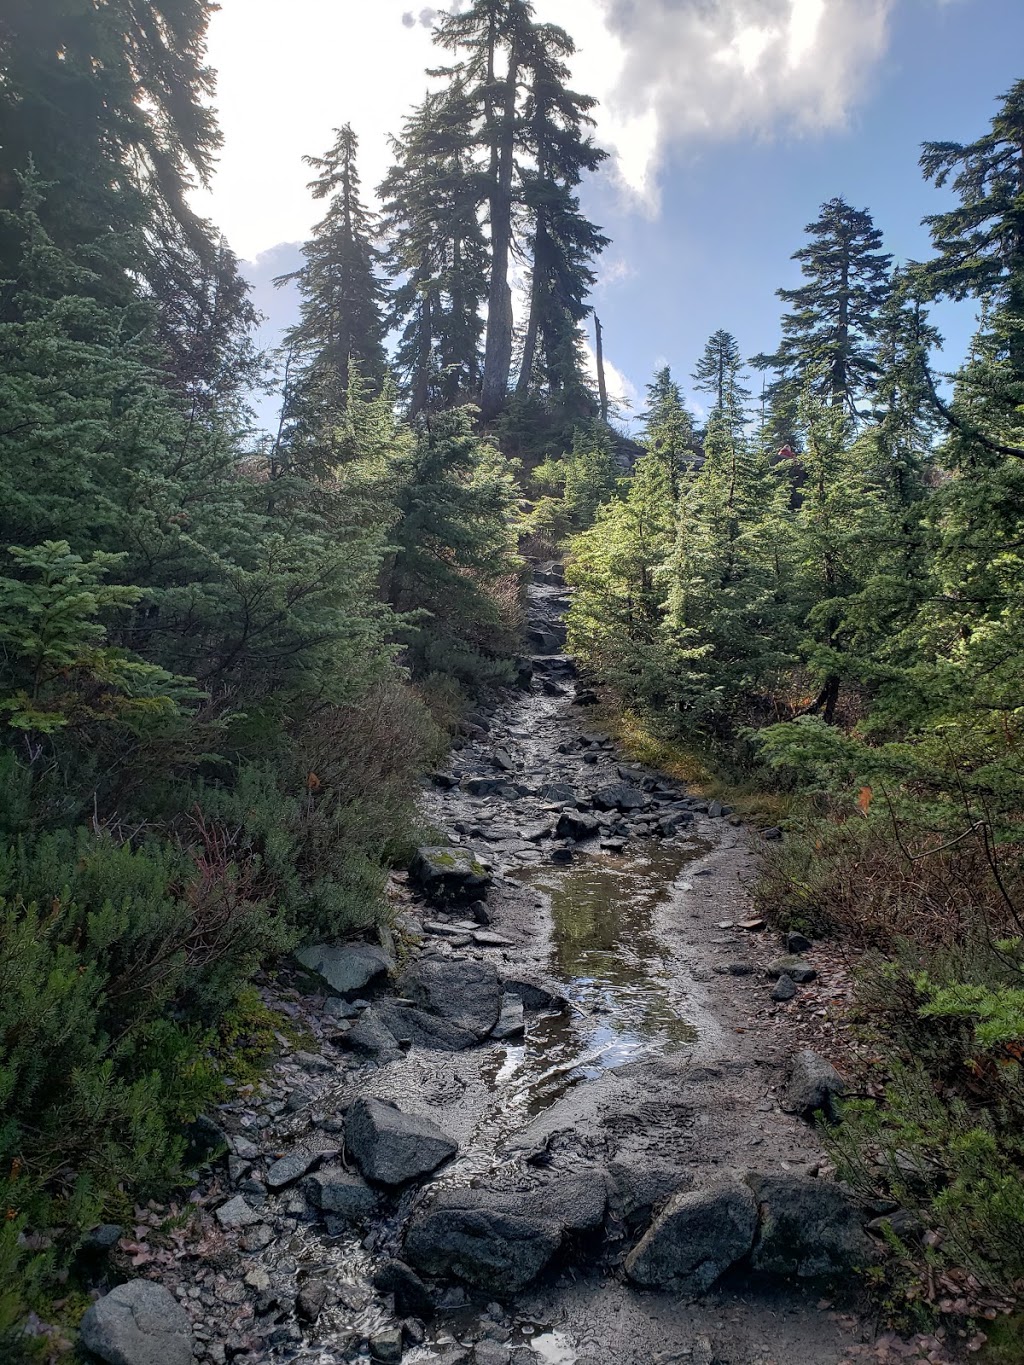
[462,776,505,797]
[398,958,502,1038]
[747,1174,874,1280]
[516,1170,608,1233]
[555,811,600,841]
[474,1344,512,1365]
[540,782,578,803]
[771,975,797,1002]
[513,658,534,689]
[591,783,648,814]
[491,749,515,772]
[491,994,526,1040]
[762,826,784,841]
[430,771,459,789]
[215,1195,259,1229]
[502,978,566,1012]
[786,931,813,954]
[781,1050,846,1119]
[79,1279,193,1365]
[346,1097,458,1186]
[767,956,816,983]
[296,1278,329,1324]
[523,823,553,842]
[293,941,392,999]
[404,1190,562,1295]
[410,847,492,902]
[573,688,598,705]
[372,1260,435,1320]
[370,1328,404,1363]
[342,1008,403,1061]
[472,930,514,948]
[266,1150,317,1190]
[623,1176,758,1293]
[550,845,573,864]
[304,1166,379,1219]
[582,751,598,764]
[81,1224,122,1253]
[376,1003,479,1052]
[470,900,491,925]
[608,1163,684,1230]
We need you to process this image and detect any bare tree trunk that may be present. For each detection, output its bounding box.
[594,313,609,423]
[480,37,520,420]
[516,216,545,398]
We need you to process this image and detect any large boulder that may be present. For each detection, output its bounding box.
[398,958,502,1039]
[79,1280,193,1365]
[410,847,492,902]
[624,1176,757,1293]
[341,1008,404,1062]
[781,1049,846,1119]
[591,783,649,814]
[293,942,391,999]
[346,1097,457,1186]
[404,1190,562,1295]
[747,1174,874,1281]
[372,1259,435,1320]
[555,811,600,842]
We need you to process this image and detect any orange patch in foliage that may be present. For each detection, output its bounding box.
[857,786,873,816]
[306,772,321,791]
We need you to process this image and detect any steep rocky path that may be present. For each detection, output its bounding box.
[79,565,885,1365]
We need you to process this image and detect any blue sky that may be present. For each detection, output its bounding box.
[197,0,1024,431]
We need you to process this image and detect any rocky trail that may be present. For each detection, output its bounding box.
[79,567,896,1365]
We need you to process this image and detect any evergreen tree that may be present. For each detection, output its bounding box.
[0,0,222,296]
[640,367,697,499]
[380,87,488,415]
[515,23,608,411]
[278,125,389,435]
[753,197,893,420]
[692,329,751,433]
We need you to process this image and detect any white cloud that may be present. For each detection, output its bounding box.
[195,0,904,258]
[595,0,895,211]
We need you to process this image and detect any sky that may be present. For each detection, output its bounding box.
[192,0,1024,428]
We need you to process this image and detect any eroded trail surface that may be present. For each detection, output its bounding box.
[133,568,881,1365]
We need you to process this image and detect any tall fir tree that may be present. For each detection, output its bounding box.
[692,329,751,434]
[641,367,697,499]
[278,125,389,438]
[753,197,893,423]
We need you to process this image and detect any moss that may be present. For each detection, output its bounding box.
[979,1315,1024,1362]
[211,986,311,1089]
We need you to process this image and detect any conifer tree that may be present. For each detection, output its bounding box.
[380,87,488,415]
[692,329,751,434]
[278,125,389,435]
[515,23,608,410]
[753,197,893,420]
[641,367,697,499]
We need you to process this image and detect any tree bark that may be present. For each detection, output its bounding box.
[480,35,520,420]
[594,312,609,423]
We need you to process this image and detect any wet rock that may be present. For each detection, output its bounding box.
[747,1173,874,1280]
[771,974,797,1002]
[346,1097,458,1186]
[342,1008,403,1062]
[472,930,514,948]
[555,811,600,841]
[623,1176,758,1293]
[399,958,502,1038]
[781,1049,846,1119]
[474,1344,512,1365]
[502,978,567,1012]
[410,847,492,902]
[215,1194,260,1229]
[377,1003,479,1052]
[373,1260,435,1320]
[786,931,813,954]
[523,823,553,842]
[296,1278,329,1324]
[304,1166,379,1219]
[79,1279,193,1365]
[550,845,573,864]
[293,941,392,999]
[592,782,648,814]
[404,1190,562,1295]
[370,1327,404,1362]
[517,1169,608,1233]
[582,751,598,764]
[491,994,526,1040]
[266,1150,317,1190]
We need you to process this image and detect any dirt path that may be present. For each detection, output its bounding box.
[95,568,885,1365]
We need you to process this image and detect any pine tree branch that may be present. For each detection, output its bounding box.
[923,363,1024,459]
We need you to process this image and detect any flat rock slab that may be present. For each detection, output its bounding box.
[399,958,502,1038]
[346,1097,457,1186]
[410,846,492,902]
[266,1150,317,1190]
[294,942,392,999]
[747,1173,874,1280]
[624,1175,758,1293]
[215,1194,260,1229]
[591,782,649,813]
[491,994,526,1040]
[377,1002,479,1052]
[79,1279,193,1365]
